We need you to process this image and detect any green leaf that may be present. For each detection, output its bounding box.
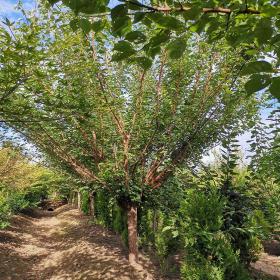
[147,14,184,30]
[190,14,210,34]
[241,61,273,76]
[262,6,279,17]
[149,31,170,47]
[112,16,131,37]
[129,56,152,70]
[146,46,161,58]
[111,4,127,21]
[269,77,280,99]
[271,34,280,45]
[70,19,79,32]
[125,31,146,43]
[48,0,60,5]
[245,74,271,94]
[133,12,145,23]
[112,41,136,62]
[254,19,273,44]
[113,40,135,53]
[167,38,186,59]
[78,18,91,33]
[127,0,142,10]
[3,17,13,27]
[91,20,106,33]
[183,6,201,21]
[111,52,129,62]
[162,226,172,232]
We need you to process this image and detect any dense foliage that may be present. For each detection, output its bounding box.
[0,144,69,228]
[45,0,280,99]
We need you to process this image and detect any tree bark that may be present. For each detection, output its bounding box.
[127,204,138,264]
[89,192,95,218]
[77,191,81,210]
[69,192,72,205]
[69,191,74,206]
[73,192,76,206]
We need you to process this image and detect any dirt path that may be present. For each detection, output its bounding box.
[251,239,280,279]
[252,253,280,279]
[0,205,161,280]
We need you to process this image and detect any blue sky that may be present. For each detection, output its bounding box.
[0,0,35,19]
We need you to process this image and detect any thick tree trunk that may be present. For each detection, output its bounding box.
[127,204,138,264]
[77,191,81,210]
[71,191,76,206]
[89,192,95,218]
[69,192,74,205]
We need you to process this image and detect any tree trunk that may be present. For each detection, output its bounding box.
[71,191,76,206]
[89,192,95,218]
[77,191,81,210]
[69,192,74,205]
[127,204,138,264]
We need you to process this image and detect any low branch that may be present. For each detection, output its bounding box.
[125,1,261,14]
[83,3,261,17]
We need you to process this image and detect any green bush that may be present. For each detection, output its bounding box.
[95,190,113,228]
[0,194,11,229]
[181,260,224,280]
[0,192,30,229]
[81,191,90,215]
[112,204,128,246]
[178,189,264,280]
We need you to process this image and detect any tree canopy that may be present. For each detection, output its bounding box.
[43,0,280,99]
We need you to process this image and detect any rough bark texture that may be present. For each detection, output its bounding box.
[77,191,81,210]
[89,192,95,218]
[127,204,138,264]
[69,192,75,206]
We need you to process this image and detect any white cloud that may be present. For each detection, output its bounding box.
[0,0,17,13]
[0,0,35,19]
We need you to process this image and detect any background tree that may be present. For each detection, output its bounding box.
[0,144,69,228]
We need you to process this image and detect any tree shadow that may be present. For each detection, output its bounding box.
[263,239,280,256]
[0,205,163,280]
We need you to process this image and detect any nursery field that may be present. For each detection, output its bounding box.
[0,0,280,279]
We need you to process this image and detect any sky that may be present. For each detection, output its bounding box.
[0,0,277,164]
[0,0,35,19]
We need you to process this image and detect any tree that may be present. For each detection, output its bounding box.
[0,144,69,228]
[0,7,259,263]
[45,0,280,99]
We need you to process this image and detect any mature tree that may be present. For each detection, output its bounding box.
[0,8,260,263]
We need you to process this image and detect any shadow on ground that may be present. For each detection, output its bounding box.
[0,205,163,280]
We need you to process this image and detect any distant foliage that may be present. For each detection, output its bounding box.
[0,145,69,228]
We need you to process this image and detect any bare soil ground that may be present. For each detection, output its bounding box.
[251,238,280,279]
[0,205,162,280]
